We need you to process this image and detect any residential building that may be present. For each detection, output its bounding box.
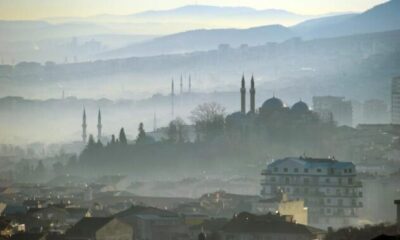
[261,157,363,229]
[218,212,317,240]
[65,217,133,240]
[392,77,400,124]
[313,96,353,126]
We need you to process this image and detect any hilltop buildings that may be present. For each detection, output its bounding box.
[261,157,363,229]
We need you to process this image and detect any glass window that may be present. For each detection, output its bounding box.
[284,168,288,173]
[294,168,298,173]
[304,168,309,173]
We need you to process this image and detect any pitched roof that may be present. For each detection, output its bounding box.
[65,217,113,238]
[114,205,178,218]
[221,212,312,235]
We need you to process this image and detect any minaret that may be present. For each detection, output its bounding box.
[188,75,192,93]
[82,108,87,143]
[250,75,256,114]
[240,74,246,114]
[171,79,175,118]
[97,109,102,141]
[180,74,183,95]
[153,112,157,132]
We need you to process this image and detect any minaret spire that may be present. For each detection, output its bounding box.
[240,74,246,114]
[97,109,102,141]
[180,74,183,95]
[250,75,256,114]
[82,108,87,143]
[188,75,192,93]
[171,78,175,119]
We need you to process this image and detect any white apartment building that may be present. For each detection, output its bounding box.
[261,157,363,229]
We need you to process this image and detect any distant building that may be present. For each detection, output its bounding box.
[391,77,400,124]
[363,99,389,124]
[65,217,133,240]
[313,96,353,126]
[261,157,363,229]
[114,205,188,240]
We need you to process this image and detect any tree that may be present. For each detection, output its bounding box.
[119,128,128,145]
[136,123,146,144]
[190,102,226,141]
[167,118,187,143]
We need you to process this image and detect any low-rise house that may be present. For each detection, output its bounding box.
[114,205,188,240]
[218,212,316,240]
[65,217,133,240]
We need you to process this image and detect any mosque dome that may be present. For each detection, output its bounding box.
[261,97,284,113]
[291,100,309,114]
[226,112,246,125]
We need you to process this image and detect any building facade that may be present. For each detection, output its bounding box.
[261,157,363,228]
[313,96,353,126]
[391,77,400,124]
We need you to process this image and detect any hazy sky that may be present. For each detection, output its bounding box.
[0,0,388,20]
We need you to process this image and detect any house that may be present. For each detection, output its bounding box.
[114,205,188,240]
[9,233,46,240]
[65,217,133,240]
[218,212,316,240]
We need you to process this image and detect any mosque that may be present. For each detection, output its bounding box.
[226,75,319,130]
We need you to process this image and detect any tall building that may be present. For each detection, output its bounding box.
[313,96,353,126]
[391,77,400,124]
[97,109,102,141]
[82,108,87,143]
[363,99,389,124]
[261,157,363,228]
[240,75,246,114]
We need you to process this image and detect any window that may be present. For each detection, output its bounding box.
[326,198,331,204]
[274,167,278,172]
[338,199,343,206]
[348,177,353,184]
[294,168,299,173]
[317,168,322,173]
[304,168,309,173]
[284,168,288,173]
[325,178,330,183]
[270,177,276,182]
[285,177,290,184]
[344,169,348,173]
[304,178,309,184]
[348,168,353,173]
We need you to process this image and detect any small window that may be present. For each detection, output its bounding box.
[304,168,309,173]
[284,168,288,173]
[325,178,330,183]
[344,169,348,173]
[326,198,331,204]
[294,168,299,173]
[270,177,276,182]
[304,178,309,184]
[317,168,322,173]
[274,167,278,172]
[348,168,353,173]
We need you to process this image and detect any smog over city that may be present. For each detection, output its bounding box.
[0,0,400,239]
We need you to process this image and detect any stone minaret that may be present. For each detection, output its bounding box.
[250,75,256,114]
[180,74,183,95]
[97,109,102,141]
[188,75,192,93]
[171,79,175,118]
[82,108,87,143]
[240,75,246,114]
